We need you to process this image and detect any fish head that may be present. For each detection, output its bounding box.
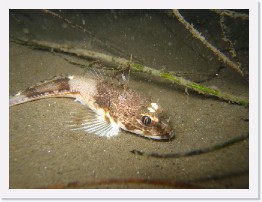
[119,102,175,140]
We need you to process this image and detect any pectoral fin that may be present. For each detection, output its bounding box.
[66,105,120,138]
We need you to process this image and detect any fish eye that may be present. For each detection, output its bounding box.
[141,115,151,125]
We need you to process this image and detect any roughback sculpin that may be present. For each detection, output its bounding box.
[9,71,174,140]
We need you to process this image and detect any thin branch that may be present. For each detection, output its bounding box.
[210,9,249,20]
[10,37,248,106]
[131,133,248,158]
[219,15,240,64]
[172,9,245,77]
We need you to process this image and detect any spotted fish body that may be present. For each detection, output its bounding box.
[9,73,174,140]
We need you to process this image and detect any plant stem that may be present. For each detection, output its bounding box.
[10,37,248,106]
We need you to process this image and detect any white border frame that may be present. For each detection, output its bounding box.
[1,0,259,199]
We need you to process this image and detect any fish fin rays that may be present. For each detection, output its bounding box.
[84,61,131,87]
[83,62,113,82]
[66,105,120,138]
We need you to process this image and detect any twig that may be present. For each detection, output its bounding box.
[219,15,240,63]
[10,37,248,106]
[172,9,245,77]
[130,133,248,158]
[42,10,93,35]
[210,9,249,20]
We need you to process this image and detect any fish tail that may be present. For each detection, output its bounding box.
[9,76,74,107]
[9,94,31,106]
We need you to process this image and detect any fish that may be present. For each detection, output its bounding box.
[9,71,174,140]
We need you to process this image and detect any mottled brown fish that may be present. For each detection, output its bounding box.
[9,72,174,140]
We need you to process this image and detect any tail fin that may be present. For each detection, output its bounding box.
[9,94,30,106]
[9,76,72,107]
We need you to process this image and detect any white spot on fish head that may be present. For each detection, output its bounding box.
[147,107,155,113]
[151,102,158,110]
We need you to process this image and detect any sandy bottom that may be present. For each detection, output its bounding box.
[9,10,249,189]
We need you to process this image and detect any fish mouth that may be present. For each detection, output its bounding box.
[142,130,175,140]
